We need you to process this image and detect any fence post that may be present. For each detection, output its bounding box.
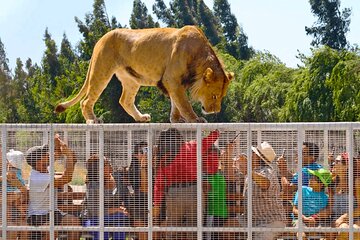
[1,125,7,240]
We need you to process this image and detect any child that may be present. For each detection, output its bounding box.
[292,168,332,239]
[6,149,26,191]
[5,149,28,240]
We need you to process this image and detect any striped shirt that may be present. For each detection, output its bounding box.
[243,164,285,226]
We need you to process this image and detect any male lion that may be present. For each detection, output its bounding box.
[55,26,234,123]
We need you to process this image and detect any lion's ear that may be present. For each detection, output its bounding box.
[203,68,214,83]
[227,72,234,81]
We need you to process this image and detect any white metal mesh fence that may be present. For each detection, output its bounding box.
[0,123,360,240]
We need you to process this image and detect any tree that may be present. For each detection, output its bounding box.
[153,0,176,26]
[224,52,292,122]
[0,38,12,122]
[153,0,222,45]
[280,46,348,122]
[326,49,360,121]
[213,0,252,60]
[43,28,60,85]
[130,0,159,29]
[75,0,121,60]
[305,0,351,50]
[13,58,41,123]
[197,0,221,45]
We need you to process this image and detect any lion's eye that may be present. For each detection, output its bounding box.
[212,95,218,100]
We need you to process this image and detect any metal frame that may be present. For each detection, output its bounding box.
[1,122,360,240]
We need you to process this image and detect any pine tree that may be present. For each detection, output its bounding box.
[75,0,121,60]
[305,0,351,50]
[213,0,252,60]
[130,0,159,29]
[43,28,60,85]
[197,0,221,45]
[0,38,12,122]
[153,0,176,26]
[170,0,198,26]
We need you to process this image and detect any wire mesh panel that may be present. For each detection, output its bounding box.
[1,123,360,240]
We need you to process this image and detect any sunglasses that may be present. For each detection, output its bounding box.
[139,147,148,155]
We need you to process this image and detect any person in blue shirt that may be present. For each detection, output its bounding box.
[279,141,323,197]
[292,168,332,239]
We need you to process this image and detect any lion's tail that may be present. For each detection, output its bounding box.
[54,60,92,113]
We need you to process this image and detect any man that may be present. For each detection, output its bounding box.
[279,141,323,196]
[224,141,286,240]
[26,134,80,240]
[153,128,220,239]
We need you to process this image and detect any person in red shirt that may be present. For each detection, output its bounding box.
[153,128,220,239]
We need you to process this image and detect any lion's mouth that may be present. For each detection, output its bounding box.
[201,106,216,115]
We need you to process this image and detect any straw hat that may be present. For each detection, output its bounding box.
[251,141,276,166]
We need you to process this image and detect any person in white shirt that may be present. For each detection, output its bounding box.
[26,134,80,240]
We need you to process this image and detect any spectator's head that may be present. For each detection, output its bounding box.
[86,154,112,183]
[251,141,276,168]
[335,152,349,165]
[134,141,148,156]
[6,149,25,170]
[157,128,185,164]
[308,168,332,191]
[302,142,319,164]
[25,144,49,171]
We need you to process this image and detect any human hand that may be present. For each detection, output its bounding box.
[335,213,349,227]
[235,154,247,175]
[277,155,288,176]
[302,215,316,226]
[7,171,18,185]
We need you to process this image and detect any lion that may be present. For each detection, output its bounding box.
[55,26,234,123]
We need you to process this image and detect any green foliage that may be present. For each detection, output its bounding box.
[281,46,360,122]
[213,0,252,60]
[137,87,171,123]
[0,38,12,122]
[153,0,222,46]
[306,0,351,50]
[130,0,160,29]
[327,50,360,120]
[223,52,293,122]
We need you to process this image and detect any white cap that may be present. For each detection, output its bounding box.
[6,149,24,169]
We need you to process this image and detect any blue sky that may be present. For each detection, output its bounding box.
[0,0,359,71]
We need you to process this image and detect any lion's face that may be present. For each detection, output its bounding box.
[193,68,234,115]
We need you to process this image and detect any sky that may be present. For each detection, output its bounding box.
[0,0,359,71]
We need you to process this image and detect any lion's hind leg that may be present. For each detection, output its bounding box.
[117,74,151,122]
[81,73,114,124]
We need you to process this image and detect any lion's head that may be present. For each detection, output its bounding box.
[190,67,234,115]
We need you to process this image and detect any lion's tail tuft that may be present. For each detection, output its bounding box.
[54,104,67,113]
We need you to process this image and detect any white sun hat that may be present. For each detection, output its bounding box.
[6,149,24,169]
[251,141,276,166]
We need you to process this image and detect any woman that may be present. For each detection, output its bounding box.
[82,154,129,240]
[127,141,149,240]
[331,152,360,240]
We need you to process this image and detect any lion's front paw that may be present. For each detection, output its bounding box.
[137,114,151,123]
[196,117,207,123]
[170,116,186,123]
[86,118,103,124]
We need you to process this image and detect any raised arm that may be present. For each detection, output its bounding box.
[54,136,77,188]
[202,130,220,152]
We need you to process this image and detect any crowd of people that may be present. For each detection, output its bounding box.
[1,129,360,240]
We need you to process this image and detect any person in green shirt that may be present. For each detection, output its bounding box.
[206,171,228,240]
